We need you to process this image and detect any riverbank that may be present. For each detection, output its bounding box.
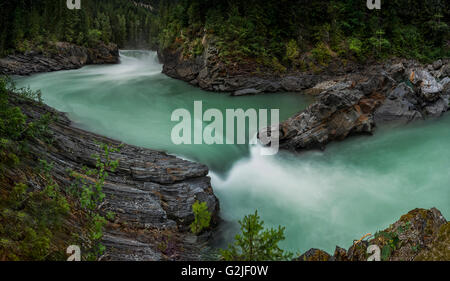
[158,43,449,95]
[6,93,219,261]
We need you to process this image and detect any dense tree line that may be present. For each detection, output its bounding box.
[1,1,448,64]
[157,0,450,66]
[0,0,160,55]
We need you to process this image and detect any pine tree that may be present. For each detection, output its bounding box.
[220,211,293,261]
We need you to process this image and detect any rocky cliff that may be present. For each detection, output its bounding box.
[0,42,119,76]
[11,96,220,261]
[158,42,327,95]
[296,208,450,261]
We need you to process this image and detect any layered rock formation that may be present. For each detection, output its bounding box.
[296,208,450,261]
[275,60,450,151]
[13,96,220,261]
[158,43,325,95]
[0,42,119,76]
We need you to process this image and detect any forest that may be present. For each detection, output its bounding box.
[1,0,449,66]
[0,0,160,55]
[157,0,449,67]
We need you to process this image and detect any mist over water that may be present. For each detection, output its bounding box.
[15,51,450,254]
[212,117,450,252]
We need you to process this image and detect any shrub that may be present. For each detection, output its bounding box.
[69,142,121,260]
[190,201,211,235]
[220,210,293,261]
[349,38,363,58]
[312,42,333,65]
[0,179,70,260]
[87,29,102,47]
[0,76,51,172]
[285,39,299,63]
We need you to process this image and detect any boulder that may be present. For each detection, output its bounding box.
[424,98,449,118]
[374,83,423,123]
[432,59,443,70]
[440,77,450,88]
[295,248,331,261]
[276,76,389,151]
[409,69,443,101]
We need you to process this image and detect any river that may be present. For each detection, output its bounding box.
[14,50,450,254]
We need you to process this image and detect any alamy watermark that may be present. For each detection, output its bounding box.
[367,0,381,10]
[171,101,280,155]
[67,0,379,10]
[67,245,81,261]
[67,0,81,10]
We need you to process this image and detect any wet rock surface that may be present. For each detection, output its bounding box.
[0,42,119,76]
[13,97,220,261]
[276,60,450,151]
[296,208,449,261]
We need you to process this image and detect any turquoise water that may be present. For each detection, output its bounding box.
[15,51,450,254]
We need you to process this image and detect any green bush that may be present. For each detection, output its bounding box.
[312,42,333,65]
[0,77,51,172]
[0,180,70,260]
[285,39,299,64]
[87,29,102,47]
[349,38,363,58]
[69,142,121,260]
[190,201,211,235]
[220,210,293,261]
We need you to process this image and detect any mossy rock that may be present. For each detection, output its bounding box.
[296,248,331,261]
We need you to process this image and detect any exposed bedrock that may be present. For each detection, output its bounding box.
[275,60,450,151]
[158,44,325,94]
[0,42,119,76]
[14,97,220,261]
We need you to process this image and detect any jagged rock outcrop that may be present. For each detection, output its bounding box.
[274,60,450,151]
[0,42,119,76]
[13,96,220,261]
[158,42,324,94]
[296,208,450,261]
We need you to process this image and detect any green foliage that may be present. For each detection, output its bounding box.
[0,0,159,54]
[374,230,401,261]
[69,142,121,260]
[190,201,211,235]
[0,168,70,260]
[285,39,300,63]
[349,38,363,58]
[70,143,120,211]
[312,42,333,65]
[87,29,103,48]
[220,210,293,261]
[157,0,449,66]
[0,76,51,172]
